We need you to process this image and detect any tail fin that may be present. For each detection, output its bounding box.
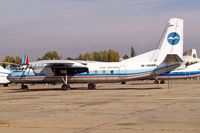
[21,54,29,65]
[156,18,183,62]
[184,49,197,58]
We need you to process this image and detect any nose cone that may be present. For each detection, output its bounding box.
[7,72,15,82]
[0,66,12,84]
[7,68,36,83]
[7,71,25,82]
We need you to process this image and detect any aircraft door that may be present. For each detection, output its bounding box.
[119,65,126,80]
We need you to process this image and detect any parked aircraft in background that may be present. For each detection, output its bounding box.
[7,18,184,90]
[0,66,11,86]
[0,54,29,86]
[156,49,200,83]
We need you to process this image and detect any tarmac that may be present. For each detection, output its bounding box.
[0,80,200,133]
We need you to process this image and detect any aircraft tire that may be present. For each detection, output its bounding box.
[160,80,165,84]
[21,85,28,91]
[88,83,96,90]
[121,81,126,84]
[154,80,159,84]
[62,84,70,91]
[3,84,8,87]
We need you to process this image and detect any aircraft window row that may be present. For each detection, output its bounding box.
[16,67,28,71]
[91,70,114,74]
[33,64,45,67]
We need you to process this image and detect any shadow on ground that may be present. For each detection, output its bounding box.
[3,86,163,93]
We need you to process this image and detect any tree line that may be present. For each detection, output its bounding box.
[1,47,136,64]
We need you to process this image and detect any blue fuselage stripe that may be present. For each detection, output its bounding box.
[159,71,200,77]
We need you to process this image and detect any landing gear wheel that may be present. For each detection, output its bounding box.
[62,84,70,91]
[3,84,8,87]
[121,81,126,84]
[160,80,165,84]
[88,83,96,90]
[154,80,159,84]
[21,84,28,91]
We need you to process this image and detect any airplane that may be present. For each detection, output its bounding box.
[7,18,184,90]
[156,49,200,83]
[0,54,30,86]
[0,66,11,87]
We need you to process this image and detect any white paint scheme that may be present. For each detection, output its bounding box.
[7,18,184,88]
[157,49,200,79]
[0,66,11,84]
[156,18,183,62]
[157,62,200,79]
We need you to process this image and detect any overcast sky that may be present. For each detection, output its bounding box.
[0,0,200,60]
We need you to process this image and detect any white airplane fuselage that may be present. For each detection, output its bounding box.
[7,18,184,89]
[7,58,178,84]
[158,62,200,79]
[67,61,174,83]
[0,66,11,85]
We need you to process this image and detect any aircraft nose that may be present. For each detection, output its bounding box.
[7,73,13,80]
[7,72,18,82]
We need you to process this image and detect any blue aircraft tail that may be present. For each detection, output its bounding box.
[21,54,29,65]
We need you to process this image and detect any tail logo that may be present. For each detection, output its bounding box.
[167,32,180,45]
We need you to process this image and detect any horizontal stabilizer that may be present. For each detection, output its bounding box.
[162,54,183,65]
[154,54,183,76]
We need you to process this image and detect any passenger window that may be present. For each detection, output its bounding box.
[94,70,97,74]
[102,70,106,74]
[111,70,114,74]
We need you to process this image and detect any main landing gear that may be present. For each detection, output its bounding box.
[154,80,165,84]
[3,84,8,87]
[121,81,126,84]
[61,84,70,91]
[21,84,28,91]
[88,83,96,90]
[61,76,70,91]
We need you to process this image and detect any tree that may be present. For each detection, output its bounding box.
[2,55,22,64]
[108,49,119,62]
[78,54,83,60]
[93,51,102,61]
[82,52,93,60]
[40,51,60,60]
[15,56,22,64]
[123,54,129,59]
[65,57,74,60]
[76,49,119,62]
[131,47,136,57]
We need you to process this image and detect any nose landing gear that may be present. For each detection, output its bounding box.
[21,84,28,91]
[88,83,96,90]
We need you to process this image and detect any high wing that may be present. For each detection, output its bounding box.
[30,60,88,76]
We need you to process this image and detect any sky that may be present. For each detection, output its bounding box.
[0,0,200,60]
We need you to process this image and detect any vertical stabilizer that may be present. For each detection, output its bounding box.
[21,54,29,65]
[156,18,183,62]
